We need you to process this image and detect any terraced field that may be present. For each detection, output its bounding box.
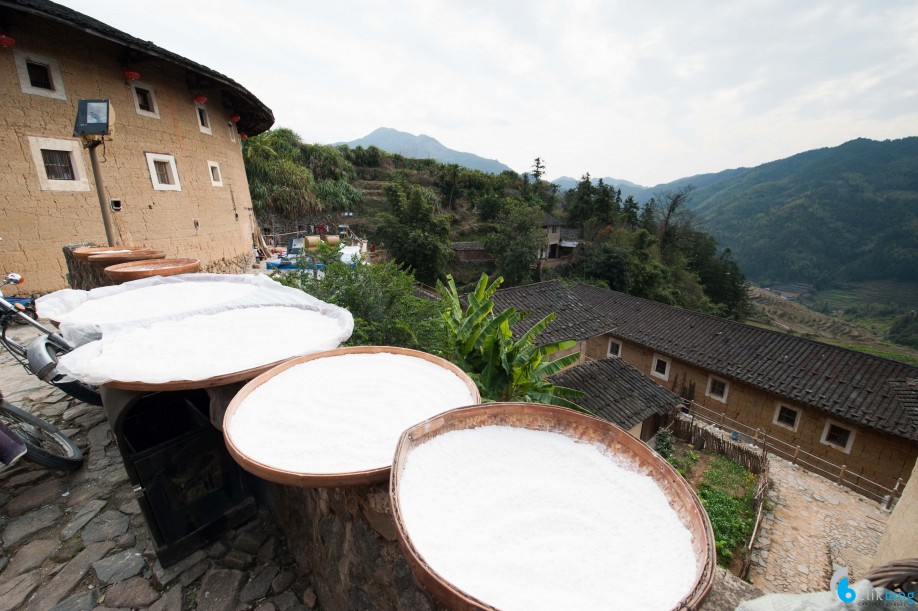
[748,286,918,366]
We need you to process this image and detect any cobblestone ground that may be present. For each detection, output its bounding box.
[748,456,889,594]
[0,326,319,611]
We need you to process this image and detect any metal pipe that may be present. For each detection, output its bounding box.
[87,142,118,247]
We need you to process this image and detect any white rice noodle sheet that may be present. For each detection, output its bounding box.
[41,273,328,346]
[34,289,88,322]
[56,303,354,386]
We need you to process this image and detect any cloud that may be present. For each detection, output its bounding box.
[61,0,918,185]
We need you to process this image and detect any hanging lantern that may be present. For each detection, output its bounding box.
[229,113,241,123]
[240,133,248,141]
[123,69,141,81]
[0,34,15,48]
[193,94,207,105]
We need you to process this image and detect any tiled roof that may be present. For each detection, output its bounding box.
[551,358,681,430]
[493,281,918,441]
[542,212,563,227]
[7,0,274,134]
[452,241,486,251]
[560,227,582,241]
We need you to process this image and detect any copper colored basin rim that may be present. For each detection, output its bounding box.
[72,245,153,260]
[103,258,200,282]
[88,250,166,265]
[222,345,481,488]
[389,402,717,611]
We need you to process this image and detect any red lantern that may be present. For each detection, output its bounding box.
[0,34,15,48]
[193,94,207,105]
[229,113,241,123]
[123,69,141,81]
[240,133,248,141]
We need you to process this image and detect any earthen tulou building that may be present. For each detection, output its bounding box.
[0,0,274,294]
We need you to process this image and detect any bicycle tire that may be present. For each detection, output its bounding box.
[0,400,83,471]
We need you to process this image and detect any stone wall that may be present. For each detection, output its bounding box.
[265,482,441,611]
[0,12,256,295]
[584,334,918,492]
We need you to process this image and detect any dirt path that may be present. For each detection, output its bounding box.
[748,456,889,593]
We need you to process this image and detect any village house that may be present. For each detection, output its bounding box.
[494,280,918,497]
[0,0,274,294]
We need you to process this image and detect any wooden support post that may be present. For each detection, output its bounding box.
[884,478,904,510]
[837,465,847,485]
[792,445,800,465]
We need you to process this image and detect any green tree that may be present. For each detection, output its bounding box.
[483,198,547,286]
[277,243,446,353]
[377,182,452,285]
[243,130,319,217]
[438,274,586,411]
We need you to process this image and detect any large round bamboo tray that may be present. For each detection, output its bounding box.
[102,360,285,392]
[104,258,200,283]
[72,245,151,260]
[88,249,165,265]
[390,403,717,611]
[223,346,480,488]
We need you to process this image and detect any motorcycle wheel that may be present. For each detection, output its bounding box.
[0,400,83,471]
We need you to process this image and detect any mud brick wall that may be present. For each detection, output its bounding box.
[0,12,256,295]
[265,482,441,611]
[583,334,918,492]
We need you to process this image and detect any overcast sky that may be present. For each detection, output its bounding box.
[62,0,918,186]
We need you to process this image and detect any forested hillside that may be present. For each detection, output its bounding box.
[681,137,918,285]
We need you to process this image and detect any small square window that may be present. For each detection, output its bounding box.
[820,420,855,453]
[195,102,212,135]
[825,425,849,448]
[154,161,173,185]
[27,62,53,89]
[27,137,89,191]
[607,338,621,358]
[130,82,160,119]
[706,376,729,402]
[651,354,670,380]
[145,153,181,191]
[41,149,75,181]
[136,88,153,111]
[773,405,799,431]
[14,50,66,100]
[208,161,223,187]
[228,122,236,142]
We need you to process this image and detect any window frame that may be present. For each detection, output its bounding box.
[607,337,621,358]
[820,419,855,454]
[130,82,160,119]
[14,50,66,100]
[772,404,800,432]
[27,136,89,191]
[651,353,670,381]
[145,152,181,191]
[208,160,223,187]
[705,375,730,403]
[227,121,236,142]
[195,101,212,135]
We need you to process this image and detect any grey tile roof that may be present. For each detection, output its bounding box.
[7,0,274,134]
[551,358,681,430]
[560,227,582,241]
[493,281,918,441]
[542,212,563,227]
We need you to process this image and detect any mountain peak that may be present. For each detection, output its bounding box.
[339,128,512,174]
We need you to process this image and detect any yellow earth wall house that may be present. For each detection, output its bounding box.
[493,281,918,499]
[0,4,274,295]
[873,458,918,567]
[585,332,918,492]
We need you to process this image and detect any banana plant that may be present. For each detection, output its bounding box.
[437,274,588,413]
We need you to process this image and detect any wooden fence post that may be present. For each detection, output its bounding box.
[884,478,904,510]
[837,465,847,485]
[792,445,800,465]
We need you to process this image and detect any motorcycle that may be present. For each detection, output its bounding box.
[0,273,102,407]
[0,391,83,471]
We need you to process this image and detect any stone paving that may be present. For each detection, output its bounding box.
[747,455,889,594]
[0,326,319,610]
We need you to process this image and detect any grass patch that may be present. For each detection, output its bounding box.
[841,344,918,366]
[697,455,757,568]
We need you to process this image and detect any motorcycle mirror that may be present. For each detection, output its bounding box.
[4,273,23,285]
